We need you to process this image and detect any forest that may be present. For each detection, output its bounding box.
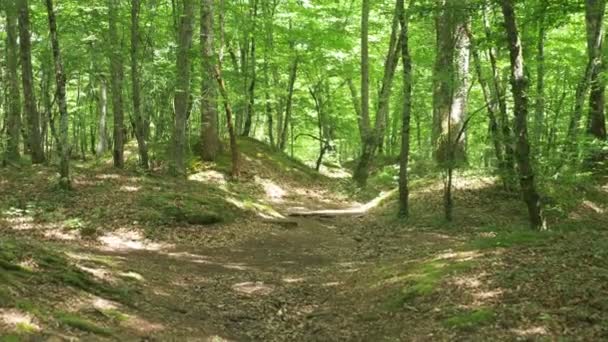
[0,0,607,340]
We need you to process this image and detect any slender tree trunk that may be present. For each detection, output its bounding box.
[45,0,70,188]
[534,0,547,144]
[97,78,109,155]
[172,0,194,176]
[4,1,22,164]
[398,0,412,217]
[501,0,546,230]
[468,28,504,170]
[278,57,298,151]
[242,0,258,137]
[215,65,240,178]
[568,0,606,143]
[200,0,220,160]
[18,0,45,163]
[109,0,125,168]
[130,0,150,169]
[354,0,401,186]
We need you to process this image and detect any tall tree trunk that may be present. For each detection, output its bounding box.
[568,0,606,143]
[200,0,220,160]
[97,78,109,155]
[398,0,412,218]
[467,28,504,171]
[172,0,194,176]
[432,1,469,166]
[242,0,258,137]
[534,0,548,144]
[500,0,546,230]
[109,0,125,168]
[4,0,22,164]
[278,57,298,151]
[354,0,401,186]
[18,0,45,163]
[130,0,150,169]
[45,0,70,188]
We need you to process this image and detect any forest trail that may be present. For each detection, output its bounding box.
[55,190,455,341]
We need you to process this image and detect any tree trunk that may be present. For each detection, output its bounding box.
[18,0,45,163]
[398,0,412,218]
[200,0,220,161]
[568,0,606,143]
[534,0,548,144]
[130,0,150,169]
[500,0,546,230]
[109,0,125,168]
[172,0,194,176]
[432,1,470,166]
[97,78,109,156]
[278,57,298,151]
[4,0,22,164]
[242,0,258,137]
[354,0,401,186]
[45,0,71,188]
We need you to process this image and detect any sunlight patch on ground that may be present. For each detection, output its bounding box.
[120,185,141,192]
[98,229,170,251]
[434,250,481,262]
[44,228,80,241]
[318,164,352,179]
[511,326,548,337]
[122,316,164,334]
[166,251,212,264]
[254,176,287,202]
[96,174,123,180]
[119,271,145,281]
[0,309,40,332]
[188,170,227,188]
[78,265,115,281]
[232,281,274,295]
[322,281,342,287]
[283,277,306,283]
[582,200,605,213]
[206,336,232,342]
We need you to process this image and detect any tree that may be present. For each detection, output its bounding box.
[109,0,125,168]
[45,0,70,188]
[18,0,45,164]
[500,0,546,230]
[200,0,220,161]
[130,0,150,169]
[172,0,194,176]
[398,0,412,217]
[3,0,22,164]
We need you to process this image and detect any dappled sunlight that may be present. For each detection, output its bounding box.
[120,185,141,193]
[77,265,115,282]
[44,228,80,241]
[0,309,40,332]
[283,277,306,283]
[254,176,287,203]
[434,250,481,262]
[318,164,352,179]
[511,326,548,337]
[582,199,605,213]
[232,281,274,295]
[122,315,164,334]
[96,173,123,180]
[98,229,171,251]
[188,170,228,188]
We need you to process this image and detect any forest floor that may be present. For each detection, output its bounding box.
[1,139,608,341]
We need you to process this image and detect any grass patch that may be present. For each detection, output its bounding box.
[444,308,495,330]
[383,259,474,310]
[471,228,555,250]
[56,313,113,336]
[139,191,228,226]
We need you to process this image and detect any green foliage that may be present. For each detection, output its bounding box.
[443,308,495,330]
[56,313,113,336]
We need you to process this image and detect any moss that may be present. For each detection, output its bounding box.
[471,229,554,249]
[444,308,495,330]
[15,322,38,334]
[139,192,228,226]
[0,334,21,342]
[383,260,474,310]
[57,313,113,336]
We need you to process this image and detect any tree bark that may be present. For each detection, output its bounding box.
[278,57,298,151]
[200,0,220,160]
[18,0,45,163]
[353,0,401,186]
[500,0,546,230]
[568,0,606,143]
[4,0,22,164]
[45,0,71,188]
[172,0,194,176]
[398,0,412,218]
[109,0,125,168]
[130,0,150,169]
[534,0,548,144]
